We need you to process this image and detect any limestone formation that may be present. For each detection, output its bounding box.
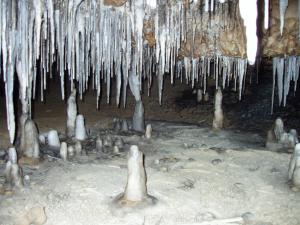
[67,146,75,158]
[5,147,23,189]
[212,88,224,129]
[22,119,40,159]
[204,92,210,102]
[132,101,145,132]
[288,144,300,181]
[274,117,285,141]
[47,130,60,149]
[60,142,68,161]
[145,124,152,139]
[114,145,156,207]
[75,115,87,141]
[66,89,77,138]
[121,119,129,132]
[197,89,203,103]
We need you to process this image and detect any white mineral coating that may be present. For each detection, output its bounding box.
[75,141,82,155]
[274,117,285,141]
[38,134,46,145]
[5,147,23,189]
[123,145,147,202]
[47,130,60,149]
[197,89,203,103]
[75,114,87,141]
[121,119,129,132]
[60,142,68,161]
[145,124,152,139]
[292,154,300,188]
[19,113,29,155]
[204,92,210,102]
[289,144,300,180]
[8,147,18,165]
[23,119,40,159]
[290,129,299,144]
[132,101,145,132]
[66,89,77,138]
[113,146,120,154]
[67,146,75,158]
[212,88,224,129]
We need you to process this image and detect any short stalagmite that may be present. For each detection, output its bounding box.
[197,89,203,103]
[66,89,77,138]
[60,142,68,161]
[145,124,152,139]
[22,119,40,159]
[75,114,87,141]
[114,145,156,207]
[47,130,60,149]
[212,88,224,129]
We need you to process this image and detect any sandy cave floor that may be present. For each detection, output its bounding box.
[0,72,300,225]
[0,122,299,225]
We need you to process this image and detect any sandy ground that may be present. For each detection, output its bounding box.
[0,121,299,225]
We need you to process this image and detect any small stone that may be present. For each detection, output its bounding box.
[211,158,222,165]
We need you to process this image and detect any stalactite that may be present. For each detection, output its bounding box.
[279,0,288,36]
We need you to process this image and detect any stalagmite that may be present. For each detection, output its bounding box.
[212,88,224,130]
[204,92,210,102]
[19,114,29,155]
[5,147,23,189]
[75,115,87,141]
[67,146,75,158]
[289,144,300,179]
[274,117,285,141]
[47,130,60,149]
[121,119,129,132]
[132,101,145,132]
[114,145,156,207]
[60,142,68,161]
[66,89,77,138]
[22,119,40,159]
[197,89,203,103]
[145,124,152,139]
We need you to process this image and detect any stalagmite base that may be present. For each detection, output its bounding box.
[212,88,224,130]
[60,142,68,161]
[288,144,300,191]
[5,147,23,190]
[132,101,145,132]
[113,145,156,208]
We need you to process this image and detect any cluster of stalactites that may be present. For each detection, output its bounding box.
[1,0,241,144]
[271,56,300,114]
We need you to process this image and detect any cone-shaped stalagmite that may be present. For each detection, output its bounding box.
[21,118,40,159]
[47,130,60,149]
[66,89,77,138]
[212,88,224,129]
[114,145,156,207]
